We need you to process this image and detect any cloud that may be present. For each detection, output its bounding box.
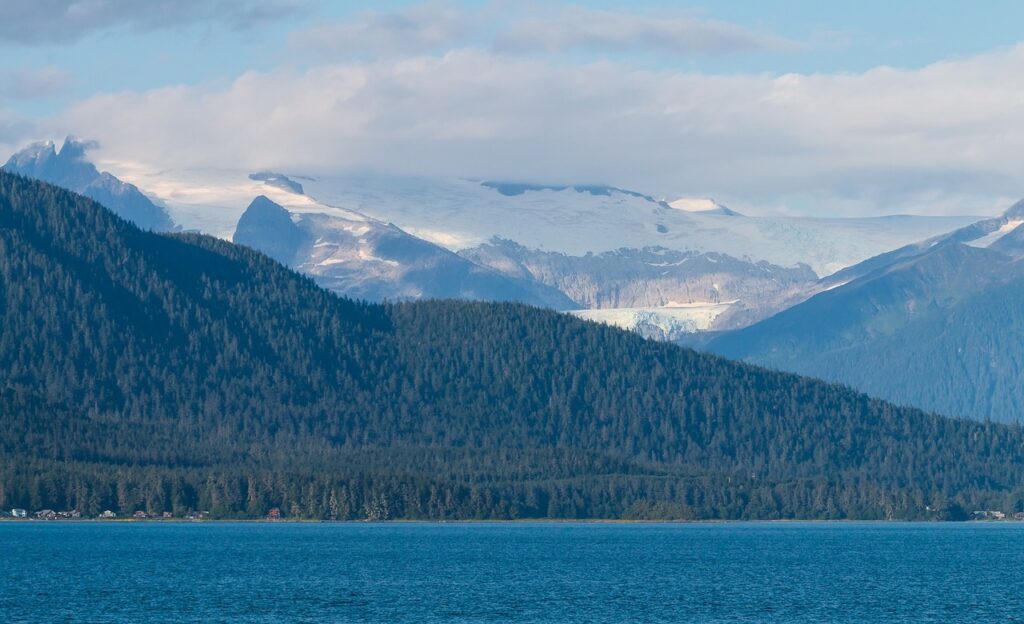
[0,0,308,45]
[494,6,797,56]
[1,66,72,100]
[294,3,470,58]
[49,44,1024,217]
[292,4,795,60]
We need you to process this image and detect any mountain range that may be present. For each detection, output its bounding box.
[4,170,1024,520]
[8,137,1024,424]
[274,171,980,333]
[10,142,973,338]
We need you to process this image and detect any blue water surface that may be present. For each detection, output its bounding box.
[1,521,1021,622]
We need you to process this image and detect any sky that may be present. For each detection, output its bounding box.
[3,0,1024,217]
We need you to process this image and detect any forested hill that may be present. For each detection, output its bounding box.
[2,170,1024,521]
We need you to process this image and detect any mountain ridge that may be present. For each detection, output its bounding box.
[708,201,1024,421]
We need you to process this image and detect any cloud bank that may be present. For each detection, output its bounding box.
[2,3,1020,217]
[47,40,1024,216]
[292,3,794,60]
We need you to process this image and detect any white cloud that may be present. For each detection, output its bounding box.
[494,6,797,56]
[0,0,308,44]
[47,44,1024,217]
[293,4,795,60]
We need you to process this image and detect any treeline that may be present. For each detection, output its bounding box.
[2,170,1024,520]
[3,453,1009,521]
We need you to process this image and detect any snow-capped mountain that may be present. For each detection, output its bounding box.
[233,195,575,307]
[3,138,175,231]
[295,174,978,278]
[3,140,572,308]
[293,173,979,335]
[107,164,978,277]
[17,146,984,337]
[708,200,1024,421]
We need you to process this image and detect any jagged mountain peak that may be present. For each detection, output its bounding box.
[57,135,92,157]
[3,137,176,232]
[7,136,97,178]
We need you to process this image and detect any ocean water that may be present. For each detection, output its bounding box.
[2,522,1022,622]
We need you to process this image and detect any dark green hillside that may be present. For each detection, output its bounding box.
[2,170,1024,520]
[708,240,1024,422]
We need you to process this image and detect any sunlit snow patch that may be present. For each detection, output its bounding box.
[965,219,1024,248]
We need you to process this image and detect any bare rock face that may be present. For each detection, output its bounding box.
[233,195,308,265]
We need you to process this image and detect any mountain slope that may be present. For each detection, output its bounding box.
[708,204,1024,422]
[3,138,175,231]
[232,195,576,307]
[4,171,1024,519]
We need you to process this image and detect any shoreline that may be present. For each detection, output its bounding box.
[2,517,1020,525]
